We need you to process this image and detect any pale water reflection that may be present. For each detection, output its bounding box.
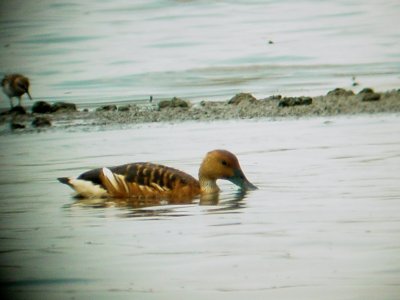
[1,115,400,299]
[67,189,249,215]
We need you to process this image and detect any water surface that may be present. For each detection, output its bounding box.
[1,115,399,299]
[1,0,399,108]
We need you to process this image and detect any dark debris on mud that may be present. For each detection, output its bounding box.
[1,88,400,133]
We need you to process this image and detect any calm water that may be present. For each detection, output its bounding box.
[1,114,400,299]
[1,0,400,108]
[1,1,400,298]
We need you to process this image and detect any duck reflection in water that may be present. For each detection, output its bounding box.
[70,189,250,218]
[59,149,257,210]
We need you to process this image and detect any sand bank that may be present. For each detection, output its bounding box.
[1,87,399,132]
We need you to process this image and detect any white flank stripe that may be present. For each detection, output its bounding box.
[102,167,119,190]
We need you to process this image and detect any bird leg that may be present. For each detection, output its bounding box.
[8,97,14,108]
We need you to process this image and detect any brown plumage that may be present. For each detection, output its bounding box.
[1,73,33,108]
[58,150,257,200]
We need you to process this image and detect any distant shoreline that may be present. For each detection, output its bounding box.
[1,87,400,133]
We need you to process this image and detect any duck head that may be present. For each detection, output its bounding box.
[198,149,257,194]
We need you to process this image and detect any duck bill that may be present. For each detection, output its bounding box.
[27,91,33,100]
[229,169,258,191]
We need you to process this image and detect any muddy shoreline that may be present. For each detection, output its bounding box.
[1,87,399,132]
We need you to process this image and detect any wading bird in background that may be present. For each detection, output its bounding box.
[1,73,33,108]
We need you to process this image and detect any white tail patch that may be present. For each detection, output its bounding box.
[69,178,108,198]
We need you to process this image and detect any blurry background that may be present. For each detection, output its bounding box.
[1,0,399,108]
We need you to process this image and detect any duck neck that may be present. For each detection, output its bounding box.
[198,176,220,194]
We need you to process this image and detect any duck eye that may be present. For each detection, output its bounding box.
[221,160,228,166]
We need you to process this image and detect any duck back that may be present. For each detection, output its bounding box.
[70,162,200,199]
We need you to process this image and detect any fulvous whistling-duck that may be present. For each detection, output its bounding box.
[58,149,257,199]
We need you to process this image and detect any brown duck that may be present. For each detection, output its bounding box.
[58,149,257,199]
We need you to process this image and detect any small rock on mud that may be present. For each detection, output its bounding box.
[228,93,257,105]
